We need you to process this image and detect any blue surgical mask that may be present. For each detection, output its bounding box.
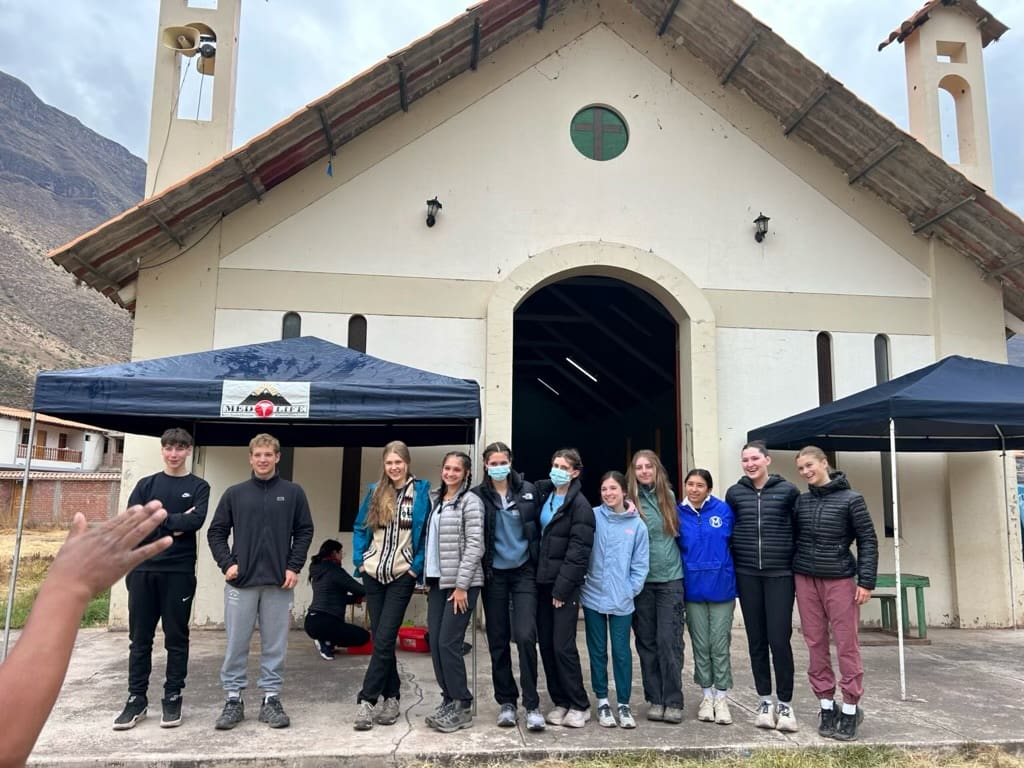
[487,465,511,481]
[549,467,572,487]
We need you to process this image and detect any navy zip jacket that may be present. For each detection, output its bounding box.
[207,472,315,588]
[725,474,799,576]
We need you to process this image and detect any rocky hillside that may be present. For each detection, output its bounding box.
[0,71,143,408]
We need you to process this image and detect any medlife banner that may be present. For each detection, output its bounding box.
[220,382,311,419]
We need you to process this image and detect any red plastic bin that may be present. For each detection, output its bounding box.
[341,635,374,655]
[398,626,429,653]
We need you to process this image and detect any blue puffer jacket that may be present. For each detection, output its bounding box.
[676,494,737,603]
[581,504,650,616]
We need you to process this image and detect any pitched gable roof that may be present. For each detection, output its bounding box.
[878,0,1009,51]
[48,0,1024,320]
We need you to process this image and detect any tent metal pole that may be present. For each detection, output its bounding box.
[889,418,907,701]
[2,413,37,661]
[995,427,1018,629]
[470,416,481,716]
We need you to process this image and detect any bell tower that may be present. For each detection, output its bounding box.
[882,1,1008,191]
[146,0,241,197]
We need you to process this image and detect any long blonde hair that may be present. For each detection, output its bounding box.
[627,449,678,537]
[366,440,412,529]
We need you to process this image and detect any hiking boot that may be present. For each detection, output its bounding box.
[112,695,148,730]
[755,700,776,729]
[433,702,473,733]
[663,706,684,724]
[314,639,335,660]
[215,697,244,730]
[714,697,733,725]
[546,706,568,726]
[496,703,517,727]
[258,696,290,728]
[776,702,798,733]
[817,704,838,738]
[354,700,375,731]
[426,701,454,728]
[597,703,616,727]
[617,704,637,729]
[832,706,864,741]
[647,703,665,721]
[697,695,715,722]
[160,694,182,728]
[375,696,401,725]
[526,709,546,731]
[562,708,590,728]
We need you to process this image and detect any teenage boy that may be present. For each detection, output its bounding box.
[207,433,314,730]
[113,428,210,730]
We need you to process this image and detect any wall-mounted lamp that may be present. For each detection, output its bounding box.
[426,197,443,227]
[753,212,770,243]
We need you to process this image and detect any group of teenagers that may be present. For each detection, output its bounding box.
[338,437,879,741]
[109,427,878,744]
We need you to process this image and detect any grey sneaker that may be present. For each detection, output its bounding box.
[113,694,147,730]
[617,703,637,729]
[426,701,454,728]
[214,697,244,730]
[597,703,616,727]
[354,700,375,731]
[496,703,517,727]
[663,705,684,724]
[433,703,473,733]
[647,703,665,721]
[375,696,401,725]
[526,708,546,731]
[546,706,568,725]
[258,696,290,728]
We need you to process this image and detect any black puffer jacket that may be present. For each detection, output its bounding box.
[793,472,878,590]
[726,475,800,576]
[471,470,540,580]
[534,478,595,603]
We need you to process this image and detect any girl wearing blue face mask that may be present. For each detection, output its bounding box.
[534,448,596,729]
[470,442,545,731]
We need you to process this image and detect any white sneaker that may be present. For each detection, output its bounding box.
[755,700,777,729]
[526,708,546,731]
[597,704,616,727]
[546,706,568,726]
[562,708,591,728]
[775,702,798,732]
[697,695,715,722]
[714,696,733,725]
[617,703,637,729]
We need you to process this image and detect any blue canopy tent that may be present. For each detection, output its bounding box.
[748,355,1024,699]
[4,336,481,658]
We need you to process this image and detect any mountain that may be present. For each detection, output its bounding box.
[0,71,142,409]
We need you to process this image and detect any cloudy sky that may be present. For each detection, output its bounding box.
[0,1,1021,213]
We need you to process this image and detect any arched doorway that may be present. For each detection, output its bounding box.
[512,275,680,498]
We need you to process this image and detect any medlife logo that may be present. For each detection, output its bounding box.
[220,382,311,419]
[709,515,724,529]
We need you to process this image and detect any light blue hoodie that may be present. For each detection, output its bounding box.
[581,503,650,616]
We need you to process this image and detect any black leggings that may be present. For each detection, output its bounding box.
[304,611,370,647]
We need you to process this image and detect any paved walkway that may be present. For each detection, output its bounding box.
[24,623,1024,766]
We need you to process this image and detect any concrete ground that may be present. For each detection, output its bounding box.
[23,619,1024,767]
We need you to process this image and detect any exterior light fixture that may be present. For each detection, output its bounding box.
[754,212,770,243]
[565,357,598,383]
[426,197,443,227]
[536,378,560,396]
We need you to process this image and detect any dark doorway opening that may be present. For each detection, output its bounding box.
[512,276,680,504]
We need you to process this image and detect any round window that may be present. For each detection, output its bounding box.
[570,105,629,161]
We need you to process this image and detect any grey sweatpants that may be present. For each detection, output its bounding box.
[220,584,293,696]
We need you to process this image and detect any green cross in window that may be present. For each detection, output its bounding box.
[571,107,628,161]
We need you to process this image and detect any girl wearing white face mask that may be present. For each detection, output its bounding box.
[470,442,545,732]
[534,448,596,729]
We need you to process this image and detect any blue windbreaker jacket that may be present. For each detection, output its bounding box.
[675,494,737,603]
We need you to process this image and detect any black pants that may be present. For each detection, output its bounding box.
[632,579,685,708]
[304,611,370,647]
[536,582,589,711]
[127,570,196,698]
[736,572,796,702]
[426,580,480,705]
[483,562,540,710]
[358,572,416,704]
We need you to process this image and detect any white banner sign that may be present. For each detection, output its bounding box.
[220,381,311,419]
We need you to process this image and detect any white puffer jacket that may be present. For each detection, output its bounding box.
[426,489,485,590]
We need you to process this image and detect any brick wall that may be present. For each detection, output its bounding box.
[0,478,120,528]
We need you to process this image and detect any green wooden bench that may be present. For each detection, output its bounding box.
[871,573,930,639]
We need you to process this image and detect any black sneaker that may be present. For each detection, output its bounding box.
[160,694,183,728]
[215,697,245,730]
[112,694,148,730]
[314,639,335,660]
[259,696,291,728]
[817,705,838,738]
[833,706,864,741]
